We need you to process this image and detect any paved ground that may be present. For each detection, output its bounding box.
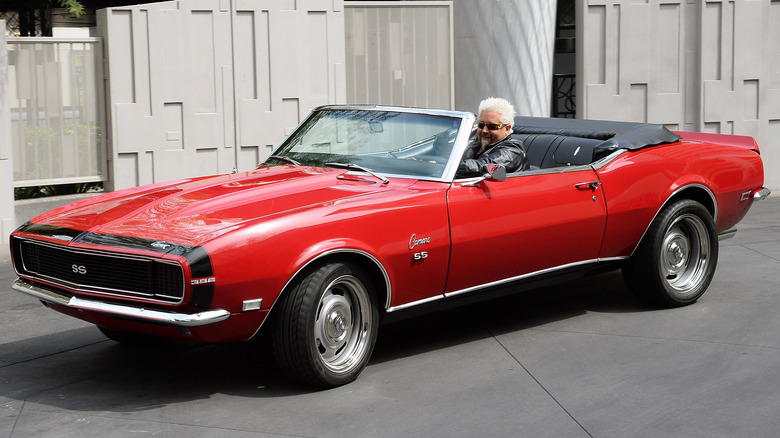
[1,197,779,438]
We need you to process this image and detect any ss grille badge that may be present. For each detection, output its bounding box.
[191,277,216,285]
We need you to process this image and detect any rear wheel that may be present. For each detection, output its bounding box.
[273,262,379,387]
[623,199,718,307]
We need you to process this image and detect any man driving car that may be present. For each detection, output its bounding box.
[456,97,528,178]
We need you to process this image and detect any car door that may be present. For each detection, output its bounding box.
[445,168,607,294]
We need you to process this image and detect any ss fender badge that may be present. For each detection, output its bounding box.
[409,234,431,262]
[191,277,216,285]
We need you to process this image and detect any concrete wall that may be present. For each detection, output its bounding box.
[0,22,16,244]
[97,0,346,191]
[452,0,558,115]
[345,1,454,109]
[578,0,779,190]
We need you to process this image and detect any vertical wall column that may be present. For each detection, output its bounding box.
[344,2,454,110]
[452,0,557,116]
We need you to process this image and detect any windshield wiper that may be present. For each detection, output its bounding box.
[325,162,389,184]
[267,155,301,166]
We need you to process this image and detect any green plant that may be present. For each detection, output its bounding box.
[14,182,103,200]
[58,0,86,17]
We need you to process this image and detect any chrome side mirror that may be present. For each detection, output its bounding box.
[461,164,507,187]
[485,164,506,182]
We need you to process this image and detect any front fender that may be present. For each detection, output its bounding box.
[288,242,393,309]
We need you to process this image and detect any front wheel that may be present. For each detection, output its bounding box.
[272,262,379,387]
[623,199,718,307]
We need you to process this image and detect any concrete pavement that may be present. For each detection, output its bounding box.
[1,197,779,437]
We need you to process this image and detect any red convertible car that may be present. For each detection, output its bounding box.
[9,105,769,387]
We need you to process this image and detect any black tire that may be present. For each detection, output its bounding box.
[272,262,379,388]
[622,199,718,307]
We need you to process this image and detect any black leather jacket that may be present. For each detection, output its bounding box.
[456,134,529,178]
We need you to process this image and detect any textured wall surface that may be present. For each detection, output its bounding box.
[699,0,780,190]
[578,0,779,190]
[0,22,15,242]
[98,0,346,191]
[453,0,557,116]
[7,38,105,186]
[345,2,454,109]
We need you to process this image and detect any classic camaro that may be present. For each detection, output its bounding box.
[9,105,770,387]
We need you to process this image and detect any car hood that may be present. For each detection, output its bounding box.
[26,166,414,246]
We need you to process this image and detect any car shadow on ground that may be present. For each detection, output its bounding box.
[371,269,649,363]
[0,270,653,410]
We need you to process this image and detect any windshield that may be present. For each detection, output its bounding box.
[267,108,464,179]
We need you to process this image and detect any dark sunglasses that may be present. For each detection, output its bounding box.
[477,122,507,130]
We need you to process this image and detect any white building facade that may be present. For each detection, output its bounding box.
[1,0,777,243]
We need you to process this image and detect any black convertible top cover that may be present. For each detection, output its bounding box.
[512,116,681,157]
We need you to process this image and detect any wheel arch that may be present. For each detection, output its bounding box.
[273,248,392,315]
[664,184,717,220]
[630,183,717,257]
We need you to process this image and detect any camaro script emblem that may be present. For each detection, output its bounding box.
[408,234,431,250]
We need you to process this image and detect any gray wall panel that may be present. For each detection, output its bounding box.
[579,0,779,190]
[453,0,557,116]
[100,0,346,190]
[345,2,454,109]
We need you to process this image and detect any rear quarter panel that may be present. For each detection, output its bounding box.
[597,138,764,258]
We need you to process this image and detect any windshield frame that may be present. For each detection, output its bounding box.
[266,105,476,183]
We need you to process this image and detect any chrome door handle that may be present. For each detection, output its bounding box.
[575,181,601,190]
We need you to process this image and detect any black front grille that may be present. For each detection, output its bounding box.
[17,239,185,303]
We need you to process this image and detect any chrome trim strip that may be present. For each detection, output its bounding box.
[12,278,230,327]
[718,227,737,240]
[443,112,478,181]
[385,257,629,313]
[444,258,603,299]
[314,104,472,119]
[597,256,629,263]
[386,295,442,313]
[590,149,626,170]
[502,163,595,178]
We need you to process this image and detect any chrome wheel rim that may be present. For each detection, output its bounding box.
[660,213,711,295]
[313,275,373,373]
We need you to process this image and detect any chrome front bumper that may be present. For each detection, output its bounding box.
[11,278,230,327]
